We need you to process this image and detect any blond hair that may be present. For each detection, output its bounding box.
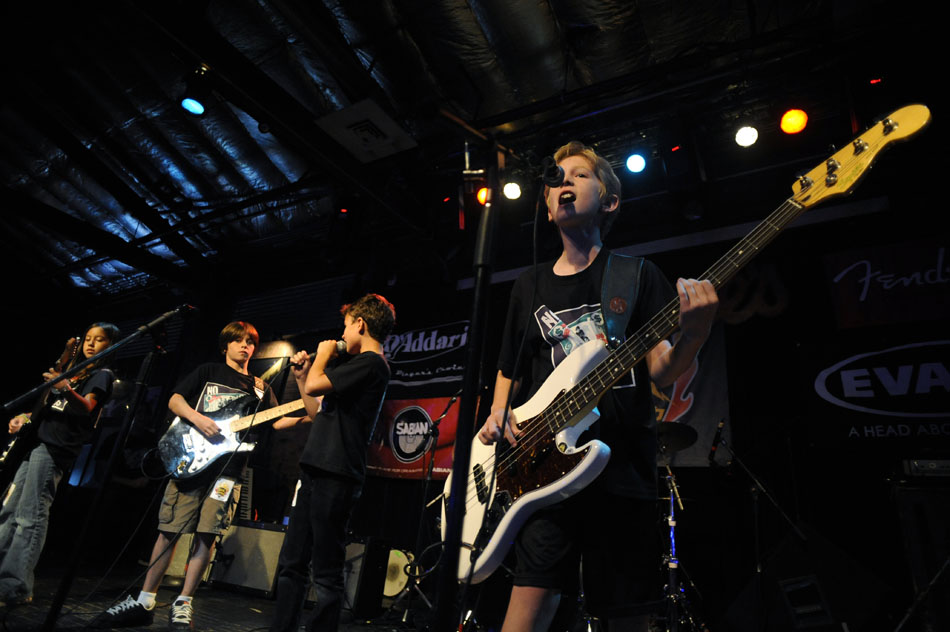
[552,141,622,237]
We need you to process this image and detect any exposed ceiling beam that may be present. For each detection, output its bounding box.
[2,187,193,289]
[11,85,207,269]
[131,0,427,236]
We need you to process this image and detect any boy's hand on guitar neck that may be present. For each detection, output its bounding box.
[676,278,718,343]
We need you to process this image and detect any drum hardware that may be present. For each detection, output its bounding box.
[657,465,708,632]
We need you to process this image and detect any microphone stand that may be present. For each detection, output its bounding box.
[432,137,505,632]
[395,391,460,629]
[38,304,195,632]
[716,439,806,632]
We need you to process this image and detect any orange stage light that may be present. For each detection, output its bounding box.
[780,109,808,134]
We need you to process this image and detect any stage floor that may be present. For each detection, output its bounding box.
[0,562,427,632]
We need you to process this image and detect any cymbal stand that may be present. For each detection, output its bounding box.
[659,466,706,632]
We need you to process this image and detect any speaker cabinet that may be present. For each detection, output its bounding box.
[209,521,285,597]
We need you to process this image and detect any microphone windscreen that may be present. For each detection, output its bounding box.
[541,156,564,187]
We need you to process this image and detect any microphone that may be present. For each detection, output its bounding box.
[289,340,347,370]
[708,418,726,464]
[540,156,564,187]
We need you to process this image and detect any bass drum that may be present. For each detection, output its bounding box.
[383,549,414,598]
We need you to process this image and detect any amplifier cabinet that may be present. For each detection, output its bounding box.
[209,521,285,597]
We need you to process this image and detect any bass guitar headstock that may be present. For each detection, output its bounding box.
[791,104,931,209]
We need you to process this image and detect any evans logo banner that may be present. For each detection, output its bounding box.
[814,340,949,418]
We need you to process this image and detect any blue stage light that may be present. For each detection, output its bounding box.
[626,153,646,173]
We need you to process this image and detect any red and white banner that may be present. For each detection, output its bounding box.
[652,323,731,467]
[366,397,459,479]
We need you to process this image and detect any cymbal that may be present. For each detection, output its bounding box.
[656,422,697,454]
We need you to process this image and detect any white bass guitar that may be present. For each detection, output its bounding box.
[443,104,932,584]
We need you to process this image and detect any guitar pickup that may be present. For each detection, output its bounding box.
[473,463,488,504]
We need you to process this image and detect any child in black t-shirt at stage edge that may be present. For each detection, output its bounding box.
[1,323,119,607]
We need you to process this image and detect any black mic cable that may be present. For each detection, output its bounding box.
[708,418,726,464]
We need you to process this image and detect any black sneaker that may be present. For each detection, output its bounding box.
[168,598,194,630]
[91,595,155,628]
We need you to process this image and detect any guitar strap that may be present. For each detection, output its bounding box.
[600,252,644,348]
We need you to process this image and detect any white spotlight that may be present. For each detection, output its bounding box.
[503,182,522,200]
[735,126,758,147]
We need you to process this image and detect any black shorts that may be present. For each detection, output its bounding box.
[511,487,661,618]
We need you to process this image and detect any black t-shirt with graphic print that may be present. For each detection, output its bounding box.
[497,249,674,498]
[170,362,279,487]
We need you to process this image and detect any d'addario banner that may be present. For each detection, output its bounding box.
[369,319,470,478]
[382,320,469,396]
